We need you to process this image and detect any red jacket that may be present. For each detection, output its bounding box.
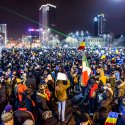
[18,84,27,102]
[89,83,98,98]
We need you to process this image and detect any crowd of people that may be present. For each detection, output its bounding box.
[0,47,125,125]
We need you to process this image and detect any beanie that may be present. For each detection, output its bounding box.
[4,105,13,113]
[1,112,13,123]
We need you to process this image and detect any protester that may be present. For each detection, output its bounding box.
[36,84,51,125]
[80,113,95,125]
[55,73,70,123]
[0,47,125,125]
[0,80,7,123]
[13,101,34,125]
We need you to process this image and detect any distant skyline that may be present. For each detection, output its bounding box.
[0,0,125,39]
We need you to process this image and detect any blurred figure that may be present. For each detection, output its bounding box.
[1,112,14,125]
[13,101,34,125]
[36,84,52,125]
[80,113,95,125]
[0,81,7,123]
[17,78,27,102]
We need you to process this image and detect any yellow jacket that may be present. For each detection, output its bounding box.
[99,75,107,85]
[55,80,70,102]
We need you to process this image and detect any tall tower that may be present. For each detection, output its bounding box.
[94,14,107,36]
[39,4,56,46]
[98,14,104,35]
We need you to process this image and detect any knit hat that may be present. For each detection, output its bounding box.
[23,119,35,125]
[1,112,13,123]
[4,105,13,113]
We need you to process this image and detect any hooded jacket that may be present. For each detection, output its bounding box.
[13,108,34,125]
[55,80,70,102]
[36,92,49,112]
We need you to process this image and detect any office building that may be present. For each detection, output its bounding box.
[39,4,56,45]
[94,14,107,36]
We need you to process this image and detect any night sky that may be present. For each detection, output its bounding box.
[0,0,125,39]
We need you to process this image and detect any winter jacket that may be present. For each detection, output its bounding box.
[0,85,7,122]
[89,83,98,98]
[100,99,113,119]
[0,85,7,105]
[36,92,49,112]
[99,75,107,85]
[17,83,27,102]
[55,80,70,102]
[13,108,34,125]
[109,77,116,91]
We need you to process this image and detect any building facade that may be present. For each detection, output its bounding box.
[85,36,105,47]
[0,24,7,45]
[94,14,107,36]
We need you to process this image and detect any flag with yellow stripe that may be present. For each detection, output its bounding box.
[105,112,118,125]
[78,41,85,50]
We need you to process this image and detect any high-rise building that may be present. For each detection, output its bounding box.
[48,7,56,28]
[94,14,107,36]
[39,4,56,45]
[0,24,7,45]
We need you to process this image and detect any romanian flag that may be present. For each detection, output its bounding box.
[105,112,118,125]
[81,54,91,86]
[78,41,85,50]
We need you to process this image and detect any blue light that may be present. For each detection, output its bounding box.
[28,29,34,32]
